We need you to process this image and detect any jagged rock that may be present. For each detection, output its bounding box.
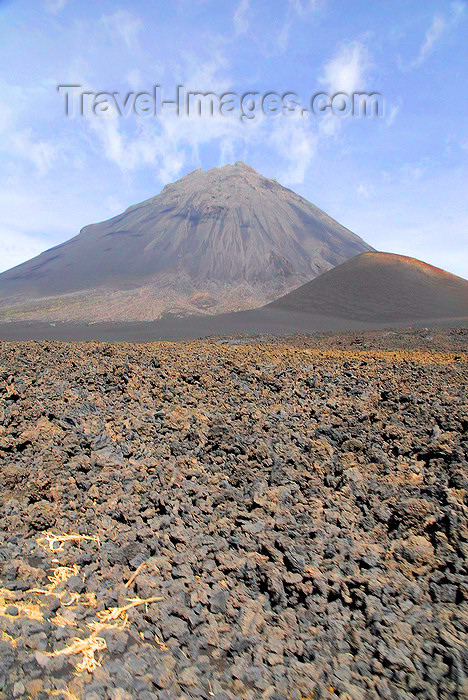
[0,327,466,698]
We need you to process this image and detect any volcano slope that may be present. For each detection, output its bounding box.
[268,252,468,323]
[0,252,465,342]
[0,162,372,322]
[0,327,467,699]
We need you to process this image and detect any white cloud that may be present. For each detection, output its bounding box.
[85,85,326,187]
[0,79,53,137]
[269,0,325,54]
[10,130,58,175]
[313,39,372,145]
[320,40,371,94]
[89,109,227,183]
[101,10,143,52]
[409,2,465,68]
[65,33,373,189]
[276,19,292,53]
[0,227,52,273]
[126,69,144,91]
[401,161,427,182]
[0,97,14,137]
[84,82,325,187]
[0,173,126,273]
[182,52,231,92]
[412,15,447,67]
[317,111,340,138]
[385,103,400,128]
[43,0,68,15]
[356,183,370,198]
[379,159,431,185]
[219,137,238,167]
[269,115,317,184]
[234,0,250,36]
[289,0,324,17]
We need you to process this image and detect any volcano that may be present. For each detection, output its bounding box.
[1,252,466,342]
[268,252,468,322]
[0,162,373,322]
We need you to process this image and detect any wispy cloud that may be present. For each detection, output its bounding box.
[356,182,371,198]
[385,103,400,128]
[276,19,292,53]
[233,0,250,36]
[310,39,375,161]
[271,0,326,54]
[43,0,68,15]
[401,160,429,183]
[288,0,324,17]
[78,33,371,188]
[269,116,317,184]
[409,2,465,68]
[411,15,447,67]
[126,69,144,91]
[87,95,322,188]
[101,10,143,52]
[88,105,240,185]
[10,130,58,175]
[182,51,231,92]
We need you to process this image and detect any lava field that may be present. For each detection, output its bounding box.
[0,328,467,699]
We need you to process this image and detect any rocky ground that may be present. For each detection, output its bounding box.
[0,327,467,700]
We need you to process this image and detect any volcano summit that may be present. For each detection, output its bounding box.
[0,162,372,322]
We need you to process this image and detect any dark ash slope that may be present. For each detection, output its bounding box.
[269,252,468,322]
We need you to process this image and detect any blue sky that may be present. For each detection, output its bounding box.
[0,0,467,277]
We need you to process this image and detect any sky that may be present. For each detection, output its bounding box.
[0,0,467,278]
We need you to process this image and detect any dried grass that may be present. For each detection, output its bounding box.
[0,588,44,622]
[86,618,128,634]
[124,560,146,588]
[48,564,80,588]
[29,587,81,607]
[37,532,100,552]
[52,613,79,628]
[96,595,163,624]
[0,532,164,677]
[52,635,107,673]
[154,633,169,650]
[1,630,18,647]
[0,587,15,600]
[49,690,81,700]
[82,592,98,608]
